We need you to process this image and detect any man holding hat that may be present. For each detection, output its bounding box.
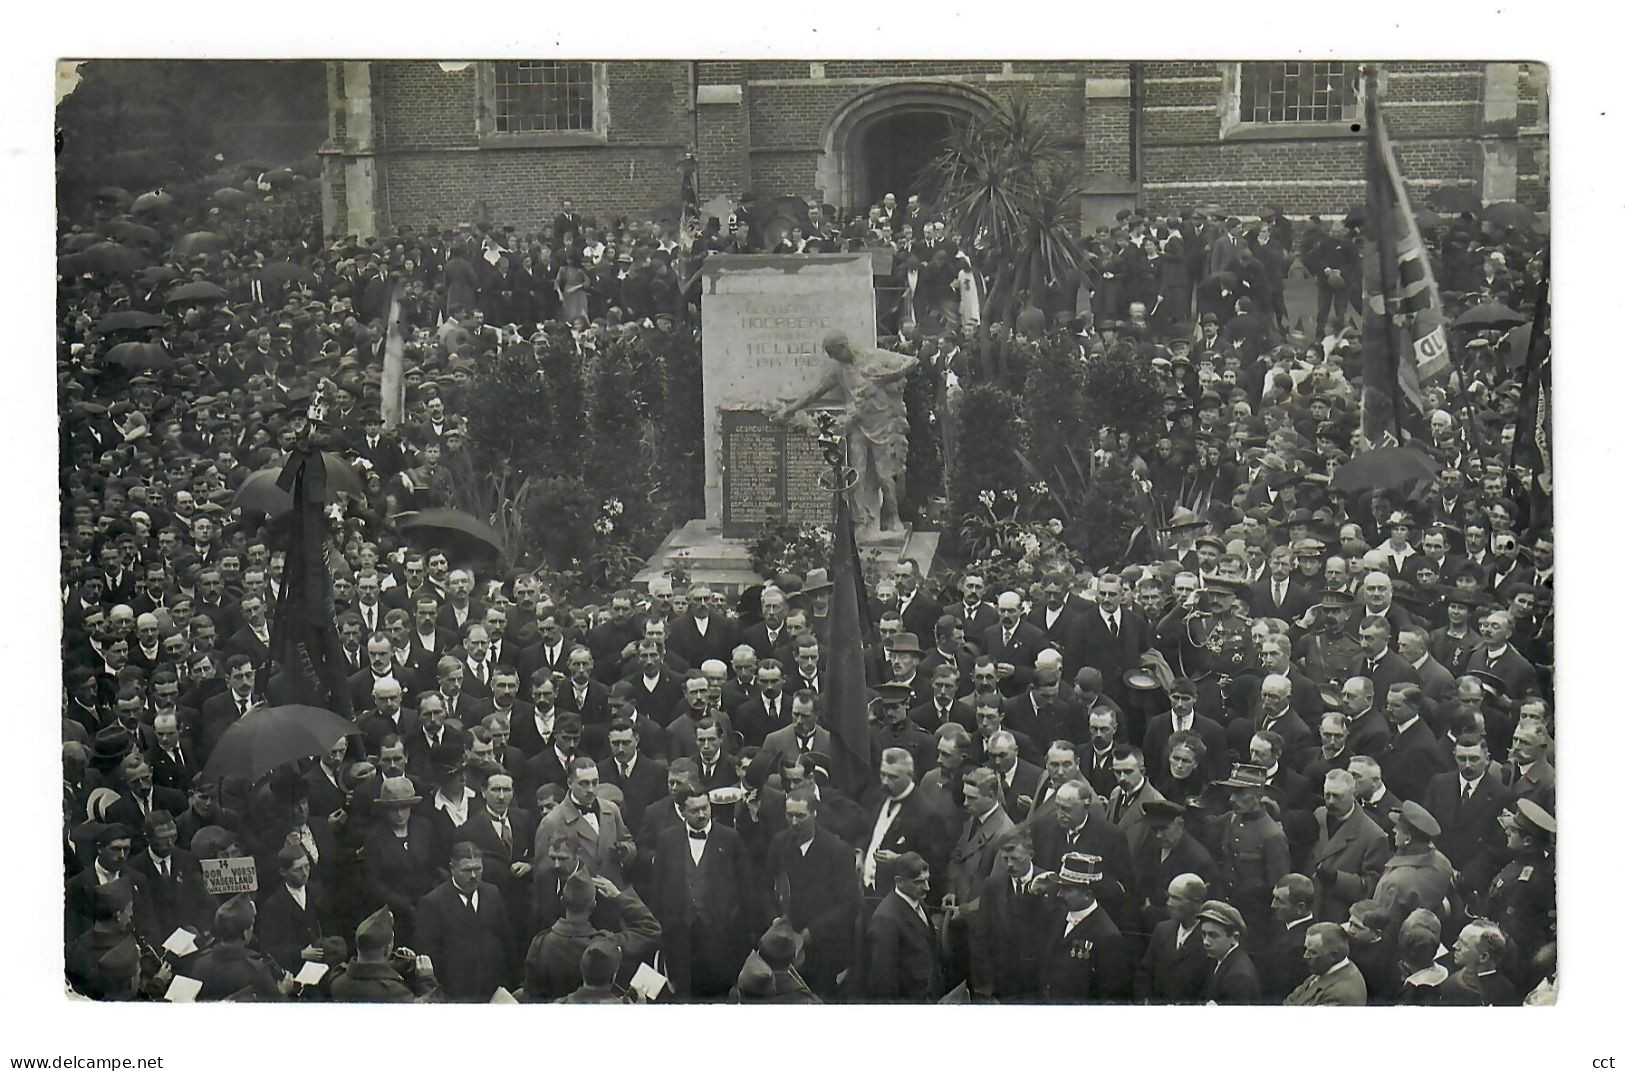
[1196,899,1261,1004]
[413,840,513,1000]
[329,907,439,1001]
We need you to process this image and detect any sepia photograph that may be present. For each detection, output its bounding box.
[51,52,1560,1010]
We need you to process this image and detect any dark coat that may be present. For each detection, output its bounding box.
[1136,917,1212,1003]
[596,755,668,832]
[766,828,861,996]
[978,620,1050,696]
[1035,901,1133,1003]
[1421,770,1514,896]
[413,880,513,1001]
[255,880,331,975]
[1075,607,1156,701]
[865,890,944,1002]
[362,817,440,943]
[1204,946,1263,1004]
[649,822,754,998]
[1379,720,1454,806]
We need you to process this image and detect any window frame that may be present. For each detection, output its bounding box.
[1219,61,1370,142]
[475,61,610,147]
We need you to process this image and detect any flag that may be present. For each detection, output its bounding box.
[380,283,406,430]
[1361,71,1451,445]
[1513,273,1552,529]
[264,419,352,718]
[825,489,873,797]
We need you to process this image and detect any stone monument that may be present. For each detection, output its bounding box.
[636,253,939,594]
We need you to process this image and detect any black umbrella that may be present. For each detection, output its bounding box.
[138,265,182,287]
[1451,301,1527,331]
[1483,202,1535,230]
[1426,187,1481,214]
[201,704,358,782]
[82,242,150,275]
[60,232,101,252]
[1412,207,1443,230]
[105,341,172,370]
[132,190,174,213]
[262,261,319,286]
[234,454,366,514]
[1330,447,1439,496]
[262,167,299,188]
[395,508,506,562]
[95,310,169,333]
[1504,322,1535,370]
[212,187,253,207]
[165,280,229,304]
[95,186,132,204]
[174,231,230,257]
[106,219,161,246]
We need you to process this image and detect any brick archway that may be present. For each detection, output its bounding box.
[817,82,996,214]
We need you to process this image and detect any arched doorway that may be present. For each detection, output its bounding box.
[857,110,956,213]
[817,81,995,215]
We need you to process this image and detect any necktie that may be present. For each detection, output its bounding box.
[461,892,475,913]
[1004,629,1015,647]
[497,815,511,849]
[237,696,248,717]
[620,763,632,780]
[1107,615,1118,637]
[1461,780,1473,806]
[160,857,170,880]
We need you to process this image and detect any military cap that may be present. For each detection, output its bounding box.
[354,906,394,951]
[1215,763,1270,789]
[213,892,256,936]
[1317,589,1356,609]
[1058,852,1105,884]
[1195,900,1247,934]
[757,919,805,969]
[1392,800,1442,839]
[1512,798,1556,838]
[561,869,597,912]
[1203,575,1250,598]
[580,937,623,984]
[876,681,915,705]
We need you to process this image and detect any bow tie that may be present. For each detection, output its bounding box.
[688,829,708,841]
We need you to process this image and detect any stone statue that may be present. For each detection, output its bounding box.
[773,330,918,535]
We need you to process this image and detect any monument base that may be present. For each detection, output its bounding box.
[634,519,941,598]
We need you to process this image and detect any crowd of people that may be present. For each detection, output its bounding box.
[59,161,1554,1005]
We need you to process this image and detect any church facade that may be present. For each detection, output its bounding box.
[320,60,1547,240]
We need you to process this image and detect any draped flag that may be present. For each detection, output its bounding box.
[1361,69,1451,445]
[1513,273,1553,529]
[265,389,352,718]
[380,282,406,430]
[825,488,873,797]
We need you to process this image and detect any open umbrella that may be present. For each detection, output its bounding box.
[106,219,161,246]
[395,508,505,562]
[1330,446,1439,496]
[201,704,358,782]
[234,454,366,514]
[1412,207,1443,230]
[131,190,174,213]
[95,186,132,204]
[261,261,319,286]
[82,242,150,275]
[212,186,253,207]
[261,167,299,188]
[165,280,229,304]
[138,265,182,287]
[1451,301,1527,331]
[105,341,172,370]
[95,310,169,333]
[60,232,101,252]
[174,231,229,257]
[1483,202,1535,230]
[1504,322,1534,370]
[1426,187,1481,214]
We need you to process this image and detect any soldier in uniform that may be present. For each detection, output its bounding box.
[1210,764,1290,937]
[1295,590,1364,690]
[328,906,441,1002]
[1156,576,1256,723]
[1484,799,1555,984]
[189,894,293,1001]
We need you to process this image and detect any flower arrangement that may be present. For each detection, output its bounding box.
[747,520,834,580]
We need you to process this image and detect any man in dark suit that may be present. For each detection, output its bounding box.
[952,574,999,645]
[143,710,199,795]
[124,809,210,937]
[196,654,259,764]
[413,841,514,1001]
[766,786,860,999]
[981,592,1048,698]
[649,788,754,1000]
[619,640,686,729]
[1031,780,1135,928]
[1033,852,1134,1003]
[1131,800,1218,929]
[1143,678,1231,785]
[255,842,334,975]
[1251,545,1317,621]
[1027,573,1086,671]
[454,772,536,938]
[1073,574,1155,705]
[597,718,668,832]
[1256,873,1316,1001]
[557,646,612,739]
[865,851,944,1001]
[1462,612,1540,701]
[360,678,420,758]
[1136,871,1214,1002]
[1420,732,1513,901]
[508,674,561,759]
[733,658,792,747]
[1309,768,1392,923]
[860,748,955,902]
[1378,685,1454,805]
[741,587,792,662]
[1198,899,1262,1003]
[666,586,738,668]
[967,825,1056,1000]
[1358,617,1423,707]
[893,558,940,639]
[350,635,421,714]
[105,759,188,846]
[225,593,274,669]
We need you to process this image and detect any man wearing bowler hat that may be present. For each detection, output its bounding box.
[883,631,931,710]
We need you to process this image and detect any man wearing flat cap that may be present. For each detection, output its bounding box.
[1196,899,1261,1004]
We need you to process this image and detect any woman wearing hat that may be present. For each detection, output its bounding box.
[362,777,437,946]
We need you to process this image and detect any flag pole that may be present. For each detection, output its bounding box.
[1364,64,1405,444]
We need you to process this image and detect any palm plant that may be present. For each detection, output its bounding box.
[926,96,1088,324]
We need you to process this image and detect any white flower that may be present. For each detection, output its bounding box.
[978,489,997,508]
[592,517,614,535]
[1001,489,1018,502]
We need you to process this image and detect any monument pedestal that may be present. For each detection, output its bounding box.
[635,519,941,598]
